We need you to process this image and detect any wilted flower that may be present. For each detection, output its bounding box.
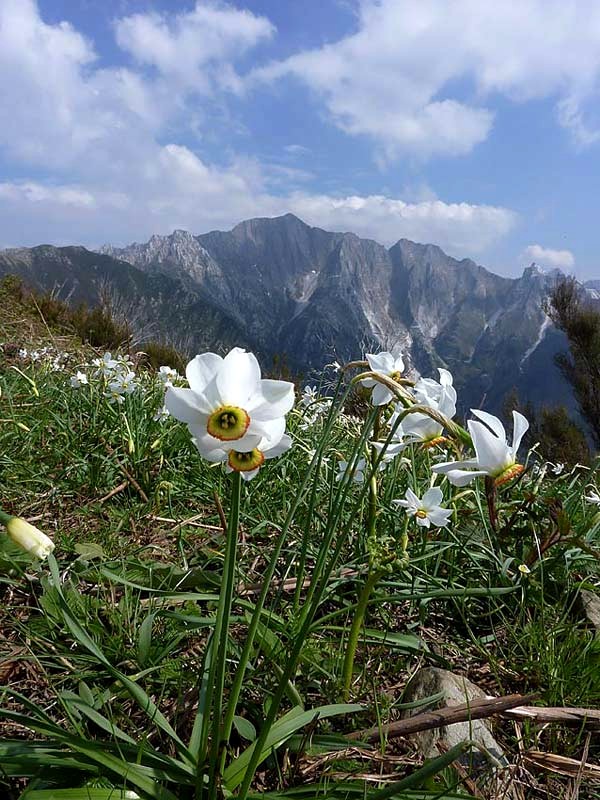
[584,489,600,505]
[433,410,529,487]
[518,563,531,575]
[360,351,405,406]
[70,371,88,388]
[3,516,54,560]
[166,348,294,456]
[393,486,451,528]
[549,462,565,476]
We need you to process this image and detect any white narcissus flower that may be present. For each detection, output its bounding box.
[70,371,88,388]
[5,517,54,559]
[166,348,294,455]
[393,486,452,528]
[396,369,457,448]
[300,385,318,407]
[153,405,170,423]
[194,418,292,481]
[158,366,179,387]
[360,351,405,406]
[433,410,529,487]
[336,458,367,484]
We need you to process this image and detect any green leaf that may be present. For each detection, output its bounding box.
[224,703,363,790]
[137,610,158,668]
[45,564,196,766]
[74,542,105,560]
[233,715,257,742]
[20,790,140,800]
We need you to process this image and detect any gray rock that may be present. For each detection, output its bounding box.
[581,589,600,633]
[401,667,506,768]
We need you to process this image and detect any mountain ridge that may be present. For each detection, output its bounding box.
[0,213,579,416]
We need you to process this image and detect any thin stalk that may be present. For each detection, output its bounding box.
[197,471,241,800]
[341,568,383,699]
[219,380,354,757]
[342,410,381,700]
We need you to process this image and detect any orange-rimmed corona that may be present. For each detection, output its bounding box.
[494,463,524,487]
[206,405,250,442]
[228,448,265,472]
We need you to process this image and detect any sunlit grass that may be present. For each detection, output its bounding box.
[0,303,599,799]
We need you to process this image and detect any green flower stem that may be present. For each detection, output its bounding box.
[343,425,381,701]
[0,509,12,525]
[341,567,383,700]
[201,470,242,800]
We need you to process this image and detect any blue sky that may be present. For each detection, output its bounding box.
[1,0,600,277]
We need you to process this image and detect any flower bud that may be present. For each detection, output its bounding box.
[5,517,55,560]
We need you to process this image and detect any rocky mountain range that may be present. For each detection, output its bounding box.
[0,213,580,416]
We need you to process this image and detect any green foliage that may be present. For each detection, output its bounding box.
[546,276,600,448]
[503,390,591,466]
[0,330,599,799]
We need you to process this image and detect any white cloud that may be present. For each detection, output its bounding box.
[523,244,575,269]
[287,194,516,254]
[0,0,515,260]
[115,2,274,91]
[252,0,600,158]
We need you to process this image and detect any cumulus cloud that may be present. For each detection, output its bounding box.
[0,0,515,259]
[523,244,575,269]
[287,194,516,253]
[252,0,600,158]
[115,2,275,91]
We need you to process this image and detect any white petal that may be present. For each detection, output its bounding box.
[469,420,511,473]
[470,409,506,440]
[427,507,452,527]
[392,499,410,508]
[437,387,457,420]
[432,458,479,473]
[404,487,420,510]
[216,349,261,406]
[241,468,260,481]
[164,387,206,425]
[257,416,287,448]
[196,445,227,463]
[186,353,222,394]
[416,515,431,528]
[366,352,394,373]
[359,377,377,389]
[249,379,295,420]
[510,411,529,458]
[421,487,444,509]
[444,468,488,487]
[372,383,393,406]
[438,368,454,387]
[264,433,292,459]
[403,412,440,441]
[393,354,405,372]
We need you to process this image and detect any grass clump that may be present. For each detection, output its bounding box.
[0,296,598,800]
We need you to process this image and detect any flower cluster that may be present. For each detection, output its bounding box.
[165,348,294,480]
[298,384,331,430]
[17,346,70,371]
[361,351,529,489]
